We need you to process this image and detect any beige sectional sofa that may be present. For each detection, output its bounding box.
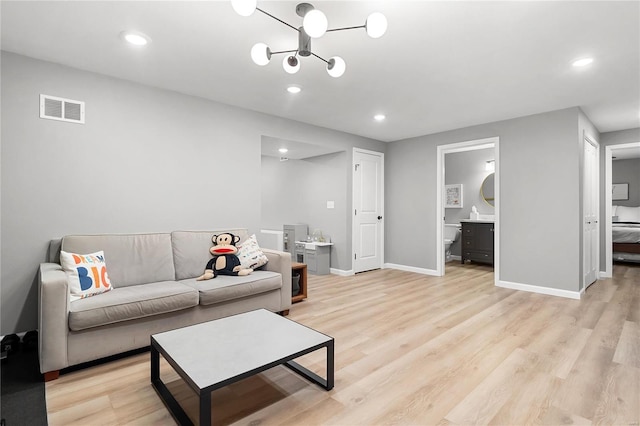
[38,229,291,380]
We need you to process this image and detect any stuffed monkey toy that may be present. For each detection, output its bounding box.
[196,233,253,280]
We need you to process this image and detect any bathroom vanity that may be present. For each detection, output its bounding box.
[460,220,494,266]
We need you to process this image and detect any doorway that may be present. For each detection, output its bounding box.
[436,137,500,283]
[352,148,384,273]
[603,141,640,277]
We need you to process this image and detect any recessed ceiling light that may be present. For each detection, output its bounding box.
[120,31,151,46]
[287,85,301,94]
[278,148,288,153]
[374,114,386,121]
[572,57,593,67]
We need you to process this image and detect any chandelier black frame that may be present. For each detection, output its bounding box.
[231,1,387,78]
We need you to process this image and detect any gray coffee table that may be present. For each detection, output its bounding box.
[151,309,334,425]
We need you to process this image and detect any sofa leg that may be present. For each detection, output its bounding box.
[44,370,60,382]
[280,310,290,316]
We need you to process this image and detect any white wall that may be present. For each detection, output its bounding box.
[386,107,586,293]
[0,52,385,334]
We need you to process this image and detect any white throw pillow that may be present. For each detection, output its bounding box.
[60,250,113,301]
[237,234,269,270]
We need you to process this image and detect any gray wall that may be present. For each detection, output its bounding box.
[599,128,640,271]
[445,147,495,256]
[386,107,586,292]
[612,159,640,207]
[0,51,385,334]
[261,152,348,270]
[445,147,495,223]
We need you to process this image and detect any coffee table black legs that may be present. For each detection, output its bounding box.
[284,340,334,390]
[199,393,211,426]
[151,341,195,426]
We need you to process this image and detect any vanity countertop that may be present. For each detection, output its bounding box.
[460,219,495,224]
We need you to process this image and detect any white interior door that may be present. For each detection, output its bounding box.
[583,136,599,289]
[353,149,384,273]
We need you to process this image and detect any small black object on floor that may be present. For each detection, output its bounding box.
[1,332,47,425]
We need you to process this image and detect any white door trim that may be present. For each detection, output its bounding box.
[352,147,385,273]
[436,137,500,285]
[603,141,640,278]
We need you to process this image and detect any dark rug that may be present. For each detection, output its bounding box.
[1,347,47,425]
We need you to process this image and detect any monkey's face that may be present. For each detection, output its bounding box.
[210,233,239,255]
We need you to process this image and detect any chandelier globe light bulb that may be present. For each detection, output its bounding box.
[283,55,301,74]
[365,12,387,38]
[327,56,346,78]
[303,9,328,38]
[251,43,271,66]
[231,0,257,16]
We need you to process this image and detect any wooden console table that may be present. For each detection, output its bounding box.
[291,262,308,303]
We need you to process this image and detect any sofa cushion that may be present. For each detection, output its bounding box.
[69,281,198,331]
[171,229,249,280]
[182,270,282,306]
[60,250,113,301]
[62,233,175,287]
[237,234,269,270]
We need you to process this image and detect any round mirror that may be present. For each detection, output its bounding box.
[481,173,495,207]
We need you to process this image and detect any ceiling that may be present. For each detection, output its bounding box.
[2,1,639,142]
[612,146,640,160]
[262,135,343,159]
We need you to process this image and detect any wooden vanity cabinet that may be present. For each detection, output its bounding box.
[461,221,494,265]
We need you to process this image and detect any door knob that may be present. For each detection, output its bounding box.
[377,216,383,220]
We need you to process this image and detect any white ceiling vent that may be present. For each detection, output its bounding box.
[40,94,85,124]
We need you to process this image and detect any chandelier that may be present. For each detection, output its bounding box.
[231,1,387,78]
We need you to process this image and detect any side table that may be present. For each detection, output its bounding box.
[291,262,308,303]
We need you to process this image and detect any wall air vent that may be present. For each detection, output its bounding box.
[39,94,85,124]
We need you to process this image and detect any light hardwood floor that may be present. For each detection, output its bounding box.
[45,262,640,425]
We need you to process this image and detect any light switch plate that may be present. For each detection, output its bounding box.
[327,201,335,209]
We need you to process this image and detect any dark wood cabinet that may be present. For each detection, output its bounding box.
[461,221,494,265]
[291,262,308,303]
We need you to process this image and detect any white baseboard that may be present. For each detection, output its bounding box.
[496,280,581,300]
[384,263,440,276]
[330,268,353,276]
[599,270,612,278]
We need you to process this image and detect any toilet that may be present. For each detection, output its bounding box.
[444,224,462,261]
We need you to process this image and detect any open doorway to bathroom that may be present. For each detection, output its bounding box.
[436,137,499,282]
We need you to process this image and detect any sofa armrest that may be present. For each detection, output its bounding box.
[262,249,292,311]
[39,263,70,374]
